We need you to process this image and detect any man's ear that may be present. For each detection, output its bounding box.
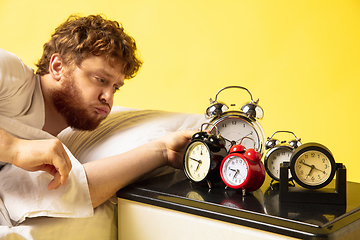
[49,53,64,81]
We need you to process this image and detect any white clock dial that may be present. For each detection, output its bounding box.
[210,116,260,152]
[184,141,211,182]
[266,147,293,180]
[221,155,248,187]
[294,150,332,186]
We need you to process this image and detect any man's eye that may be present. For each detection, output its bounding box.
[113,86,120,93]
[97,78,105,83]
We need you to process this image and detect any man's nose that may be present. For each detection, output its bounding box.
[99,88,113,106]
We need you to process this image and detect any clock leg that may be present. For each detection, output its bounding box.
[206,179,212,189]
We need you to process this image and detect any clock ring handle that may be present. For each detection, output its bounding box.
[269,130,300,141]
[266,131,302,149]
[211,86,256,103]
[207,86,264,120]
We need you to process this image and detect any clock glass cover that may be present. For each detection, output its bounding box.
[184,141,211,182]
[221,155,248,188]
[266,147,293,180]
[293,150,333,187]
[210,115,261,152]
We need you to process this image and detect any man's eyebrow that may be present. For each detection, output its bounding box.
[96,68,113,78]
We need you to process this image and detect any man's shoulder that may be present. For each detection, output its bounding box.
[0,48,35,96]
[0,48,22,65]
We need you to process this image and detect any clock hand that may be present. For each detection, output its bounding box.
[233,170,239,180]
[300,162,325,179]
[306,167,314,178]
[190,158,203,172]
[300,161,325,175]
[236,132,253,142]
[223,137,237,147]
[299,161,313,169]
[190,157,201,163]
[312,166,326,174]
[195,161,202,172]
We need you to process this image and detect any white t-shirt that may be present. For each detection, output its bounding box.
[0,48,94,225]
[0,48,45,129]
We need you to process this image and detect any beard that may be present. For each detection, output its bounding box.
[51,76,104,131]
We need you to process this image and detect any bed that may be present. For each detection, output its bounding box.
[0,106,205,239]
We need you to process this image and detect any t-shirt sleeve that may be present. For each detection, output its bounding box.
[0,48,34,99]
[0,48,45,129]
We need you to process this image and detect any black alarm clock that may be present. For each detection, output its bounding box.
[183,123,226,187]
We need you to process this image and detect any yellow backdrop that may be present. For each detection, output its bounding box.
[1,0,359,182]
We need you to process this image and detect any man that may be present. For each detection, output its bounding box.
[0,14,194,223]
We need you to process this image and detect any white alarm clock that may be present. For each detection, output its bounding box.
[205,86,265,154]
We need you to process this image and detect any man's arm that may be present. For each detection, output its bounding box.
[1,127,194,209]
[0,128,72,189]
[83,130,194,208]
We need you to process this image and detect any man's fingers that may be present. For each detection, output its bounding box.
[60,147,72,174]
[39,164,65,190]
[51,152,72,186]
[11,138,72,190]
[47,172,62,190]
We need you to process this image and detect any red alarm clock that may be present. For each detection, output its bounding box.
[220,144,265,192]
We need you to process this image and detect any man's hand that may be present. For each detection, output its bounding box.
[156,130,196,169]
[10,138,72,190]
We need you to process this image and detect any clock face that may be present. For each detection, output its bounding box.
[210,116,261,152]
[184,141,211,182]
[293,150,333,187]
[221,155,248,188]
[265,147,293,181]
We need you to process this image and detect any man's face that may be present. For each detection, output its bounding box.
[51,55,125,131]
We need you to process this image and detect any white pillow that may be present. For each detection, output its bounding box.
[58,106,206,164]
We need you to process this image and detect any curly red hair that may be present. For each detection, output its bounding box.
[36,14,142,79]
